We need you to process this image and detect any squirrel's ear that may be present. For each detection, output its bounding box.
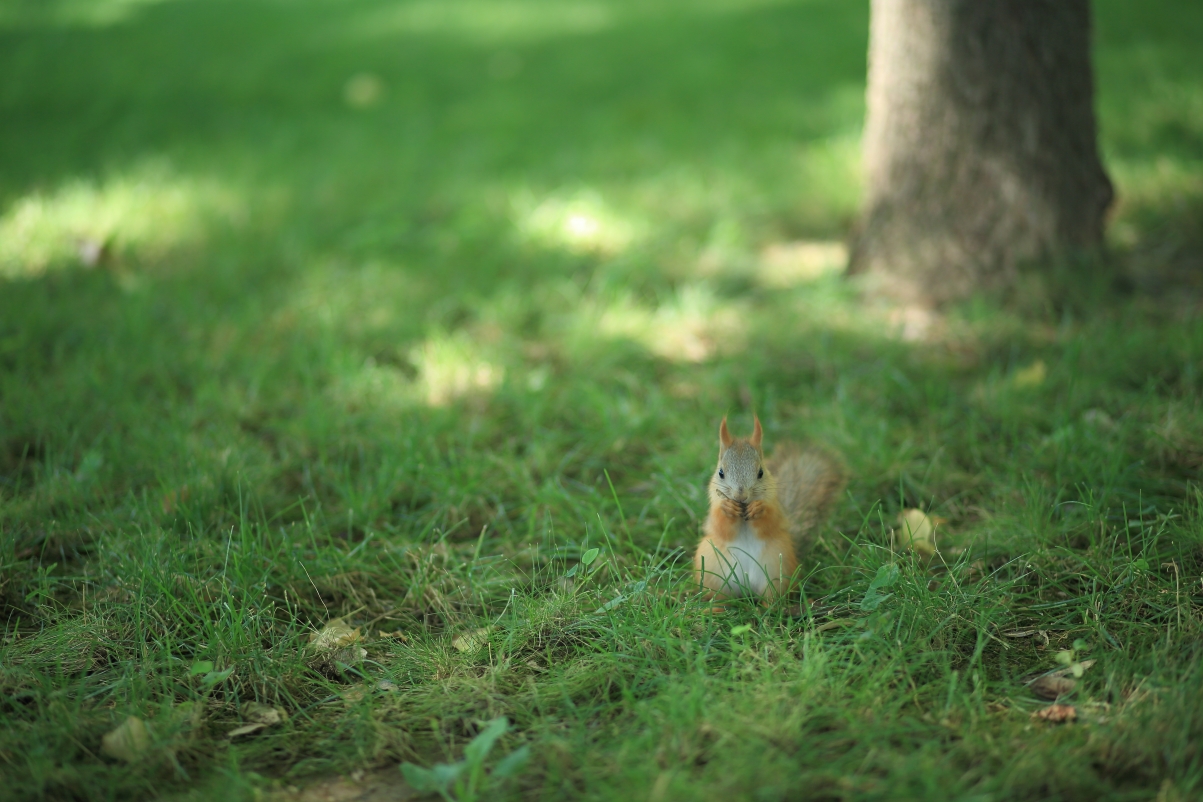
[719,416,734,449]
[750,415,763,448]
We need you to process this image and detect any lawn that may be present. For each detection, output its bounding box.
[2,1,1202,800]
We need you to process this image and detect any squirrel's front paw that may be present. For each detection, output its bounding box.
[720,499,743,520]
[744,500,766,520]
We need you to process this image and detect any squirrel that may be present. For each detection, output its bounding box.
[693,415,845,605]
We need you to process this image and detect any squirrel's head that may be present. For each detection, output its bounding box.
[713,415,767,503]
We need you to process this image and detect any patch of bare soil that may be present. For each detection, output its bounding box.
[267,770,415,802]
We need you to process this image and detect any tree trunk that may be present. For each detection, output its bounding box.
[849,0,1114,305]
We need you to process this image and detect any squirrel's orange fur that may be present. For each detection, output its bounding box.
[693,416,844,605]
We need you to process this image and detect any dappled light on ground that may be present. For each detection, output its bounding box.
[0,0,177,29]
[511,189,641,256]
[2,0,1203,799]
[409,332,505,407]
[755,240,847,287]
[0,161,243,278]
[345,0,805,46]
[348,0,617,44]
[588,284,746,364]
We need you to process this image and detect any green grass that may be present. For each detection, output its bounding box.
[2,0,1202,800]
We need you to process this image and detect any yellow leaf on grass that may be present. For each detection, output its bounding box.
[101,716,152,762]
[308,618,362,651]
[452,626,493,653]
[896,509,943,557]
[228,722,270,738]
[1011,360,1047,389]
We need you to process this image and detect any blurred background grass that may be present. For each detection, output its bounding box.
[1,1,1202,800]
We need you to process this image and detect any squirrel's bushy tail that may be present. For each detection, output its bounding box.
[767,444,846,557]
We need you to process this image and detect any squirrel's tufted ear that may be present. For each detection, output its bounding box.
[750,415,763,448]
[719,416,734,449]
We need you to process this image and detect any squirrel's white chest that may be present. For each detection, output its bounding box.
[708,524,784,598]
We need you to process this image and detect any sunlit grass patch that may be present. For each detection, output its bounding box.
[345,0,803,46]
[409,331,506,407]
[0,161,244,278]
[1107,156,1203,249]
[756,240,847,287]
[348,0,617,45]
[0,0,176,29]
[2,0,1203,799]
[511,189,642,257]
[577,283,747,363]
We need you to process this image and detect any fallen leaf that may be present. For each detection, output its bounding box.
[228,722,269,738]
[376,679,399,692]
[896,509,942,557]
[1029,674,1076,700]
[309,618,362,651]
[1033,704,1076,723]
[452,626,492,653]
[228,703,285,738]
[1012,360,1047,389]
[245,702,284,725]
[101,716,152,762]
[376,629,408,641]
[307,621,367,676]
[1049,659,1095,679]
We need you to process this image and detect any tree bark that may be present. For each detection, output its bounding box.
[849,0,1114,305]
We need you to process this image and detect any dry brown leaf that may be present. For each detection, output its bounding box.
[1029,675,1076,700]
[101,716,152,762]
[452,626,492,653]
[1033,704,1076,723]
[309,618,362,651]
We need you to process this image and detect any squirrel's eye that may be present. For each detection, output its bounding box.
[758,469,764,478]
[718,469,725,479]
